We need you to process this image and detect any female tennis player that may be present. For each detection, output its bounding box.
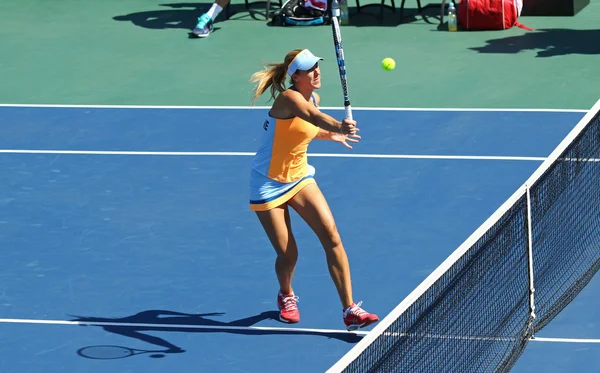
[248,48,379,331]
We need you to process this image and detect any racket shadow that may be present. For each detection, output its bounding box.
[76,344,175,360]
[71,309,363,359]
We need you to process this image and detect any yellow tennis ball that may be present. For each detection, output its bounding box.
[382,57,395,71]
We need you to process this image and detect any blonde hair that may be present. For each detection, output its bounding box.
[250,49,303,105]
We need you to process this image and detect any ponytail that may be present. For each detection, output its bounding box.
[249,49,304,105]
[249,62,288,105]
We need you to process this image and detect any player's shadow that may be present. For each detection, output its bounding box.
[70,309,363,358]
[469,29,600,58]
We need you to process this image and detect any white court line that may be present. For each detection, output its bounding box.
[0,149,547,161]
[0,103,589,113]
[531,337,600,343]
[0,318,597,344]
[0,317,368,336]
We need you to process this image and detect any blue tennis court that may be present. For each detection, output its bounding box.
[1,104,599,373]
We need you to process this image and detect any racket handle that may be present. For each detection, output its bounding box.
[345,105,353,121]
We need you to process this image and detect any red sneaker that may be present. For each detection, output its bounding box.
[277,292,300,323]
[343,301,379,331]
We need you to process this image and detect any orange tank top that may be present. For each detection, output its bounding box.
[251,94,320,183]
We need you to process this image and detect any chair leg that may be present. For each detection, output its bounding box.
[380,0,384,18]
[266,0,271,19]
[440,0,446,24]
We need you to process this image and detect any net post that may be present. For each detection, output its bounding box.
[525,183,536,336]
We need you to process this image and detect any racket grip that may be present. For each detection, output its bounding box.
[345,105,353,121]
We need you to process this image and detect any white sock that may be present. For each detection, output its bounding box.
[206,4,223,21]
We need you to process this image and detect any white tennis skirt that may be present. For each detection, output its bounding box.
[249,165,316,211]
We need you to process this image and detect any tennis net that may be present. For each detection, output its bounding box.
[328,98,600,373]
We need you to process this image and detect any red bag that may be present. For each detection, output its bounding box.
[457,0,533,31]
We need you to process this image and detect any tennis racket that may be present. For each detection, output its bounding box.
[330,15,353,121]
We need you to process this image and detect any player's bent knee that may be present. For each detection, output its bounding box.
[279,244,298,258]
[278,251,298,267]
[320,224,343,251]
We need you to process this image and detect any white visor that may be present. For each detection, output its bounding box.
[287,49,323,77]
